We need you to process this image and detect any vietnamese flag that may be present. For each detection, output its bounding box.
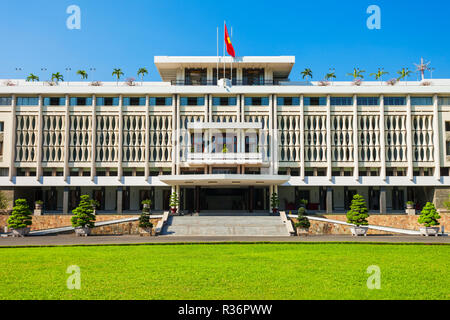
[224,24,235,58]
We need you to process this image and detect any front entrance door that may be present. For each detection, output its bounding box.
[392,188,405,210]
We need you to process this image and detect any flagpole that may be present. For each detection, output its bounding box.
[231,26,233,84]
[223,21,226,79]
[216,26,219,84]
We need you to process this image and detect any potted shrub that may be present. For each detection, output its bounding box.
[34,200,43,216]
[7,199,33,237]
[299,199,308,209]
[139,200,153,236]
[294,207,310,236]
[406,201,414,209]
[169,192,179,215]
[346,194,369,236]
[270,192,279,215]
[71,195,96,237]
[418,202,440,237]
[405,201,415,215]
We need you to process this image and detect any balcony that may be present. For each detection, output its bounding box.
[187,152,263,165]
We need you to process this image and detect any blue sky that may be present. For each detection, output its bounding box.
[1,0,449,81]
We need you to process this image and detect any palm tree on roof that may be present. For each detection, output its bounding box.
[51,72,64,83]
[325,72,336,81]
[301,68,313,81]
[26,73,39,82]
[76,70,88,81]
[112,68,124,86]
[347,68,365,80]
[137,67,148,85]
[397,67,413,85]
[370,68,389,83]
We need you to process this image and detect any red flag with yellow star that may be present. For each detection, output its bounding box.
[224,24,235,58]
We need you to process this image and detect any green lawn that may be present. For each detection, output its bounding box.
[0,243,448,300]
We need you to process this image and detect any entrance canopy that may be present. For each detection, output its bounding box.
[159,174,290,186]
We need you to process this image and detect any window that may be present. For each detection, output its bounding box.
[277,97,300,106]
[70,97,92,106]
[304,97,326,106]
[330,97,353,106]
[185,68,207,85]
[357,97,379,106]
[0,122,3,132]
[96,97,119,106]
[43,97,65,106]
[212,97,237,106]
[445,122,450,132]
[447,141,450,156]
[243,68,264,85]
[123,97,145,106]
[0,97,12,105]
[244,97,269,106]
[16,97,39,106]
[150,97,172,106]
[384,97,406,106]
[213,68,237,85]
[410,97,433,106]
[180,97,205,106]
[439,97,450,106]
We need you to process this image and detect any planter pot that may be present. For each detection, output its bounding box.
[351,226,368,237]
[406,204,414,209]
[11,227,30,237]
[405,208,416,216]
[419,227,440,237]
[74,227,91,237]
[296,227,309,236]
[171,208,177,214]
[139,227,154,237]
[272,208,278,215]
[33,209,43,216]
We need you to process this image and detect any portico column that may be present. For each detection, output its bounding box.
[273,95,279,175]
[379,186,387,214]
[63,186,69,215]
[326,187,333,214]
[268,94,273,174]
[176,95,181,175]
[300,95,305,180]
[144,95,150,180]
[36,95,43,181]
[353,94,359,180]
[406,95,413,181]
[9,95,16,181]
[64,94,70,181]
[171,94,177,174]
[117,95,123,181]
[326,95,332,181]
[433,94,441,180]
[117,186,123,214]
[379,95,386,181]
[90,94,96,181]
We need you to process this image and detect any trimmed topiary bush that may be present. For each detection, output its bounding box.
[418,202,440,227]
[7,199,33,230]
[71,195,96,228]
[270,193,279,212]
[294,210,310,229]
[139,199,153,229]
[346,194,369,226]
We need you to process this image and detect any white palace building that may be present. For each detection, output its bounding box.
[0,55,449,214]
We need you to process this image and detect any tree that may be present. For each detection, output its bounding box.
[397,68,413,83]
[51,72,64,83]
[139,199,153,229]
[325,72,336,82]
[370,68,389,83]
[346,194,369,226]
[26,73,39,82]
[112,68,124,85]
[7,199,33,230]
[301,68,313,81]
[418,202,440,227]
[294,209,311,229]
[347,68,365,80]
[76,70,88,81]
[137,67,148,84]
[71,195,96,228]
[270,193,279,211]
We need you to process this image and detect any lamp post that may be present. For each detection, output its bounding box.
[15,67,22,85]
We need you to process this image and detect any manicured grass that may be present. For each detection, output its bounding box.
[0,243,448,300]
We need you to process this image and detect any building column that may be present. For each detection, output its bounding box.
[64,94,70,181]
[268,94,273,174]
[433,94,441,180]
[36,95,43,181]
[90,94,96,181]
[326,95,332,181]
[406,95,413,181]
[145,95,150,180]
[379,95,386,181]
[379,186,387,214]
[9,94,16,181]
[171,94,177,174]
[353,94,359,180]
[300,95,305,180]
[117,95,123,181]
[269,185,274,212]
[273,95,279,175]
[63,186,69,215]
[176,185,181,211]
[176,95,181,175]
[326,187,333,214]
[117,186,123,214]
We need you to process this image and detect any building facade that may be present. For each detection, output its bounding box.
[0,56,449,214]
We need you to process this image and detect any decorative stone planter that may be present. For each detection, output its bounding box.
[74,227,91,237]
[350,226,368,236]
[139,227,154,237]
[296,227,309,236]
[34,203,43,216]
[11,227,30,237]
[171,208,177,215]
[419,227,440,237]
[405,208,416,216]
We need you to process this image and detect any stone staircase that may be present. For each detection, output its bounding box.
[161,215,290,236]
